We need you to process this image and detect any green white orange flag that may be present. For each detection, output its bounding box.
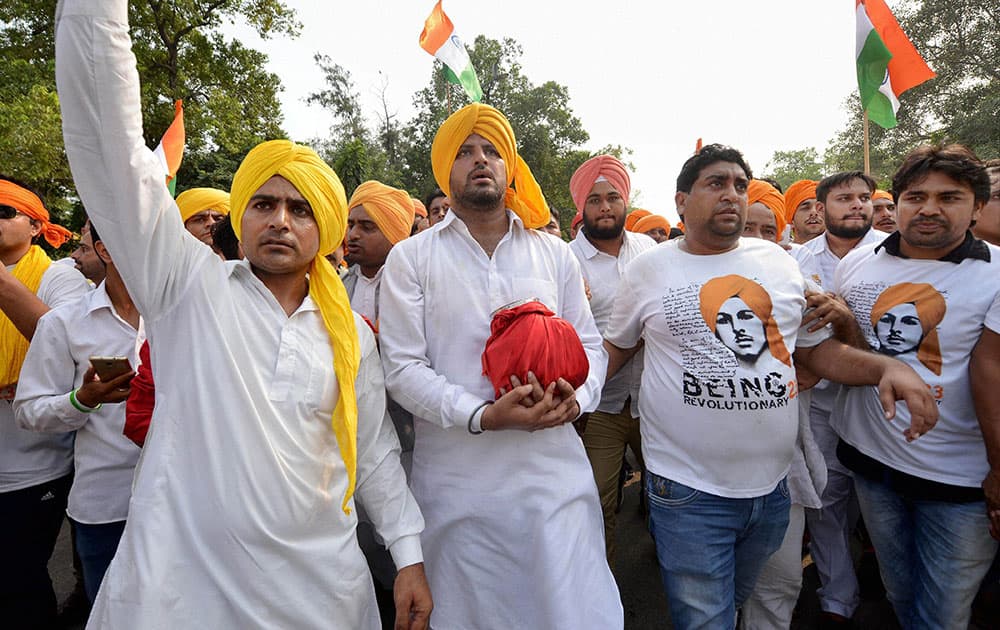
[855,0,934,129]
[153,100,185,196]
[419,1,482,102]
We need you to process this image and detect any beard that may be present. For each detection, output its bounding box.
[825,216,872,239]
[582,214,625,240]
[454,174,505,211]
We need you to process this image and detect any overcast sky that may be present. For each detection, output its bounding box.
[234,0,871,222]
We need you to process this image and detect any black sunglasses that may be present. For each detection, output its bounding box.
[0,205,23,220]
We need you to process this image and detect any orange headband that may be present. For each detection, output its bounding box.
[0,181,72,248]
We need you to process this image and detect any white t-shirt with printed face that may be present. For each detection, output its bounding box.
[605,237,830,498]
[833,241,1000,487]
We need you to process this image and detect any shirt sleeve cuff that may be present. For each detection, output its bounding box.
[388,534,424,570]
[469,405,487,433]
[451,391,489,429]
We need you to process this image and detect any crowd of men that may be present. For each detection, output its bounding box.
[1,3,999,629]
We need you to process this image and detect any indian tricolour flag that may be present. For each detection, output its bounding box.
[153,100,185,196]
[855,0,934,129]
[419,1,482,103]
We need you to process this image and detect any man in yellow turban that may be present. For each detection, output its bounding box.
[871,189,897,233]
[624,208,651,231]
[379,103,623,628]
[0,176,89,626]
[175,187,230,247]
[634,214,672,243]
[56,2,430,628]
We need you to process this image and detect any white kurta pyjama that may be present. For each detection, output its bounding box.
[379,211,623,629]
[56,3,423,628]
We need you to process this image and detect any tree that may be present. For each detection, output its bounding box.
[824,0,999,181]
[761,148,826,191]
[0,0,299,238]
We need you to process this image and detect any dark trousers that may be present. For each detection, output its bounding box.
[0,473,72,630]
[71,519,126,603]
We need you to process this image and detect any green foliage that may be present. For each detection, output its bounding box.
[767,0,998,187]
[761,148,826,191]
[0,0,297,231]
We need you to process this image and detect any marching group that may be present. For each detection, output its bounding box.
[2,2,999,629]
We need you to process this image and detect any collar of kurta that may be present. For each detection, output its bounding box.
[875,230,991,263]
[439,207,523,233]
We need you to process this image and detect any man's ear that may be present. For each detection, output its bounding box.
[94,240,112,265]
[674,191,687,217]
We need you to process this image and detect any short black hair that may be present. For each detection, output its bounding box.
[676,144,753,194]
[87,219,101,246]
[424,188,447,208]
[816,171,876,204]
[212,214,242,261]
[892,144,991,204]
[668,227,684,240]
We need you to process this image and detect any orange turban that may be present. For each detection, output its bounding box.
[431,103,549,229]
[873,189,893,202]
[571,211,583,229]
[411,198,428,218]
[569,155,631,212]
[633,214,671,234]
[784,180,818,224]
[624,209,652,232]
[0,180,72,248]
[348,181,415,245]
[870,283,945,375]
[747,180,787,235]
[699,274,792,367]
[176,187,230,223]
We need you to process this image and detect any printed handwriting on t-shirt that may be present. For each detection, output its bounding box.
[662,284,738,380]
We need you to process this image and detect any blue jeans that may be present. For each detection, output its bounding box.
[71,519,126,602]
[853,474,998,629]
[646,472,790,630]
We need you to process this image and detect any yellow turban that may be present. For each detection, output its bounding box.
[784,180,818,224]
[624,209,652,232]
[430,103,550,229]
[228,139,361,515]
[411,198,428,218]
[747,180,788,236]
[873,189,893,202]
[348,181,415,245]
[176,187,231,223]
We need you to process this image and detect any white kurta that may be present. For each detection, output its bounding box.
[379,212,623,629]
[56,3,423,628]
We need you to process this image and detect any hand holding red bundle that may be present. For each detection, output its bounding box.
[481,300,590,399]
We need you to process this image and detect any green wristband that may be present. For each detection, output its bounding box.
[70,388,102,413]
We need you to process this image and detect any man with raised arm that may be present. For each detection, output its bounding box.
[378,103,622,629]
[56,2,429,627]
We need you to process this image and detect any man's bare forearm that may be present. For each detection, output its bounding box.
[0,273,50,340]
[795,338,888,386]
[603,339,640,382]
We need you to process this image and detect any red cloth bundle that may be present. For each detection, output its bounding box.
[481,300,590,399]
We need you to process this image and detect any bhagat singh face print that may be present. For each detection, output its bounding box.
[870,282,946,375]
[699,275,792,368]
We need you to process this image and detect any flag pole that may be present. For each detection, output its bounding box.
[862,110,871,176]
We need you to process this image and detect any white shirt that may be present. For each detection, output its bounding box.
[833,240,1000,487]
[57,3,422,627]
[570,229,656,416]
[14,282,143,523]
[347,265,382,324]
[789,243,822,286]
[605,238,831,498]
[379,212,623,629]
[0,262,90,492]
[803,228,889,289]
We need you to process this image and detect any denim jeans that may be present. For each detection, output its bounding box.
[853,474,998,630]
[71,519,126,602]
[646,472,790,630]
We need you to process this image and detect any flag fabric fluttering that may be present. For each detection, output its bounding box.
[419,1,483,103]
[153,100,185,196]
[855,0,934,129]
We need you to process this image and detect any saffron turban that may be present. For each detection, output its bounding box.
[747,180,787,235]
[481,301,590,398]
[870,282,945,376]
[228,139,360,515]
[176,187,230,223]
[431,103,550,229]
[571,211,583,230]
[411,198,428,218]
[873,189,893,202]
[348,181,415,245]
[0,179,72,248]
[624,209,652,232]
[569,155,631,212]
[784,180,818,224]
[633,214,671,234]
